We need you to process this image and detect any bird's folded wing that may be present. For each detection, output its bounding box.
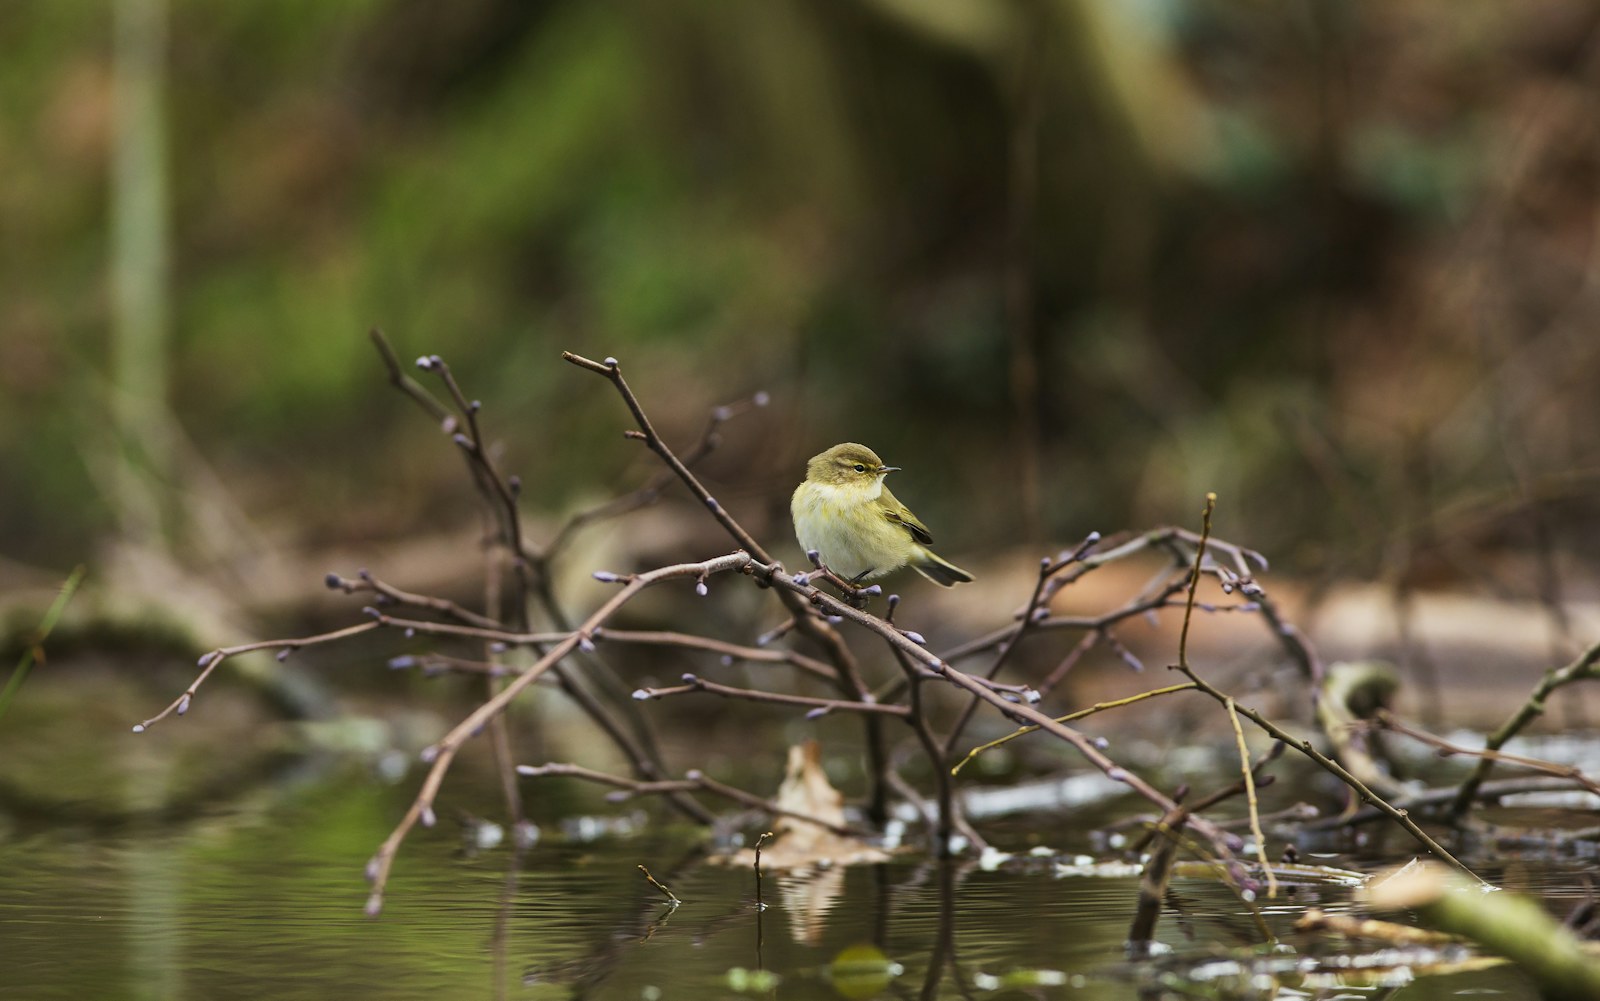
[885,508,933,545]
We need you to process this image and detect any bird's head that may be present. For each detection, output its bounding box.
[805,442,900,488]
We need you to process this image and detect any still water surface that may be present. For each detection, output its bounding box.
[0,763,1563,1000]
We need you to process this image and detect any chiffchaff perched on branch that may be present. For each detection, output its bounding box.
[791,443,974,587]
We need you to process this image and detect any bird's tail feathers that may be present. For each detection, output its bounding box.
[912,551,974,587]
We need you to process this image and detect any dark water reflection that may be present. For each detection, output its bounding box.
[0,765,1565,1000]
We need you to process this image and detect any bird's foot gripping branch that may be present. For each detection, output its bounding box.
[138,335,1512,919]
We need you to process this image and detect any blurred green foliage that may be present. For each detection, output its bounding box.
[5,0,1599,590]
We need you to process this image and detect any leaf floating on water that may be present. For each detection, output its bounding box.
[828,944,900,1000]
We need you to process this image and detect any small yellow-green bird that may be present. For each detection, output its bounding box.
[791,442,974,587]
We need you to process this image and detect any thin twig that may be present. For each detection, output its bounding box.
[1449,639,1600,819]
[1169,495,1489,886]
[134,621,383,731]
[516,763,869,838]
[952,682,1199,776]
[1225,695,1278,899]
[363,551,750,914]
[634,674,910,717]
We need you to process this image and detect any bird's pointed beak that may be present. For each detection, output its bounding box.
[878,465,901,474]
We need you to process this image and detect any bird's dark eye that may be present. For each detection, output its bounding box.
[853,463,866,473]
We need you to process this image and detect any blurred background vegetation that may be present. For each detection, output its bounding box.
[6,0,1600,620]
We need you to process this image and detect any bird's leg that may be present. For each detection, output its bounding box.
[842,569,878,609]
[800,550,879,607]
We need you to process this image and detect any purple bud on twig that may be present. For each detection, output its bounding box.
[1092,736,1110,750]
[705,497,720,512]
[415,356,433,370]
[452,433,471,449]
[604,357,619,367]
[1238,602,1259,612]
[365,894,383,918]
[1220,582,1234,594]
[132,724,145,733]
[365,857,381,882]
[419,746,438,763]
[753,391,770,407]
[1106,767,1127,782]
[592,571,621,583]
[631,689,651,700]
[1041,557,1052,569]
[276,648,293,662]
[324,572,342,589]
[197,651,217,668]
[429,354,443,367]
[469,399,481,412]
[805,707,828,720]
[792,573,810,587]
[362,606,381,619]
[806,550,822,568]
[388,656,417,670]
[403,628,415,639]
[695,580,709,597]
[887,594,901,609]
[441,415,457,434]
[720,655,733,666]
[579,636,596,653]
[489,642,507,653]
[1022,688,1041,704]
[902,631,926,646]
[685,769,703,781]
[712,405,732,422]
[420,806,436,828]
[825,615,842,625]
[177,694,191,716]
[860,584,882,597]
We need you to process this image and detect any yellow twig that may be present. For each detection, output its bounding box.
[1226,696,1278,900]
[952,682,1198,776]
[638,864,680,905]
